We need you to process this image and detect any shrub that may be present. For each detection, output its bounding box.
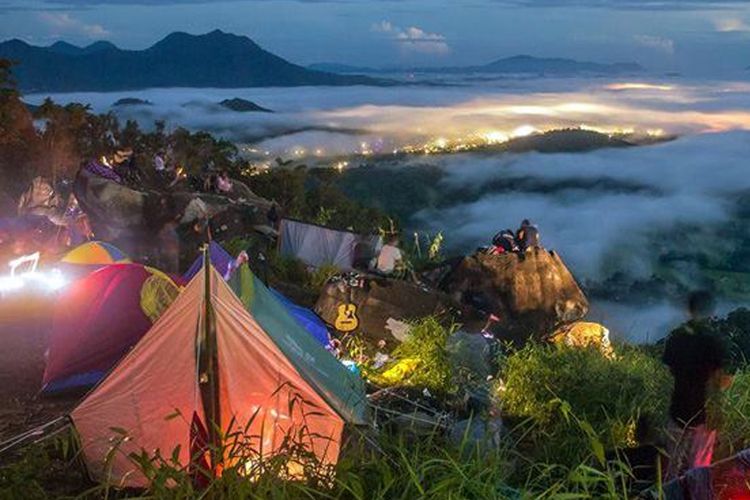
[499,343,672,469]
[713,369,750,457]
[369,316,458,394]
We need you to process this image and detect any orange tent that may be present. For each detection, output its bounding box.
[71,257,366,487]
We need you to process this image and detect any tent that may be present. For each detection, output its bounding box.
[43,263,179,393]
[279,219,381,270]
[60,241,129,266]
[270,288,331,348]
[71,257,367,487]
[185,242,331,347]
[182,240,233,282]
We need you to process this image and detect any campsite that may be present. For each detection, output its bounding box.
[3,5,750,498]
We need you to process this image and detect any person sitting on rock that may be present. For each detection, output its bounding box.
[490,229,519,254]
[376,234,404,276]
[516,219,540,251]
[216,170,233,194]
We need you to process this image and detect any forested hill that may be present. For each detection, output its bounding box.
[0,30,387,92]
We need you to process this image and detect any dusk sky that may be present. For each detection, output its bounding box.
[0,0,749,75]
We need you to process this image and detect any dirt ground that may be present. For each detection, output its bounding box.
[0,294,77,445]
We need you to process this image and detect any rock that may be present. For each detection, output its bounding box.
[549,321,614,358]
[444,248,588,343]
[314,274,454,346]
[73,166,272,264]
[17,176,63,221]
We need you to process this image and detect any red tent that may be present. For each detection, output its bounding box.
[43,263,179,393]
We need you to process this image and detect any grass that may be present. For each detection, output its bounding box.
[5,328,750,499]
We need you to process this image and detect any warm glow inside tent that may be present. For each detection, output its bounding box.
[71,258,366,487]
[43,263,180,393]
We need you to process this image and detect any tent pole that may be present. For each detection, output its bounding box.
[200,246,222,474]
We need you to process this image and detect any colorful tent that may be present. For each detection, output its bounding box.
[71,259,366,487]
[279,218,381,270]
[43,263,179,393]
[182,240,233,282]
[60,241,129,267]
[270,288,331,348]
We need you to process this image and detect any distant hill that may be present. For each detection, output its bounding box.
[308,63,380,74]
[0,30,387,92]
[311,55,642,76]
[219,98,272,113]
[112,97,153,107]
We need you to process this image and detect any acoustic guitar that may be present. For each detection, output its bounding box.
[334,303,359,332]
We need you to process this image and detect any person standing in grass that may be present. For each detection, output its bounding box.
[662,291,732,479]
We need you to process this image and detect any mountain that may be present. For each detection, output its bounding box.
[0,30,386,92]
[311,55,643,76]
[112,97,152,107]
[219,98,272,113]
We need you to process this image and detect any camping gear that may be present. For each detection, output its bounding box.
[60,241,129,266]
[70,257,366,487]
[57,240,131,281]
[43,263,179,393]
[549,321,614,358]
[270,288,331,348]
[182,240,234,282]
[278,218,381,270]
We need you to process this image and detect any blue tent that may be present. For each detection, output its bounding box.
[182,241,233,282]
[270,288,332,348]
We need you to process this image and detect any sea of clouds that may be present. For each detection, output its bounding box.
[25,76,750,341]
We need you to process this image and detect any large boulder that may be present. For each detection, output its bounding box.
[73,167,272,263]
[444,248,588,343]
[315,274,453,347]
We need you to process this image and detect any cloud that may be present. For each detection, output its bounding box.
[633,34,675,54]
[372,20,450,55]
[714,17,750,32]
[39,11,109,38]
[494,0,750,11]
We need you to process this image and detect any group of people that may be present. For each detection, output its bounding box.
[488,219,541,255]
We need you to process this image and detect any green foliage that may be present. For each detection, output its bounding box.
[371,316,458,394]
[714,370,750,457]
[499,343,672,469]
[268,252,311,289]
[247,166,391,233]
[309,263,340,293]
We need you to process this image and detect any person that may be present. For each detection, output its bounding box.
[662,291,731,479]
[516,219,540,251]
[216,170,233,194]
[153,152,166,173]
[376,235,404,275]
[266,203,280,229]
[490,229,519,254]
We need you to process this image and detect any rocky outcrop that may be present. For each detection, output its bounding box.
[444,248,588,343]
[315,275,453,347]
[73,167,272,264]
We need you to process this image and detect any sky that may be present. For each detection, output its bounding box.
[0,0,749,75]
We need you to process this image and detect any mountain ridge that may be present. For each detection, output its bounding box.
[0,30,387,92]
[310,55,643,76]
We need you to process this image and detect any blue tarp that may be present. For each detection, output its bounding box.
[270,288,331,348]
[182,241,234,282]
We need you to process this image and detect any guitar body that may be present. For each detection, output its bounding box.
[334,303,359,332]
